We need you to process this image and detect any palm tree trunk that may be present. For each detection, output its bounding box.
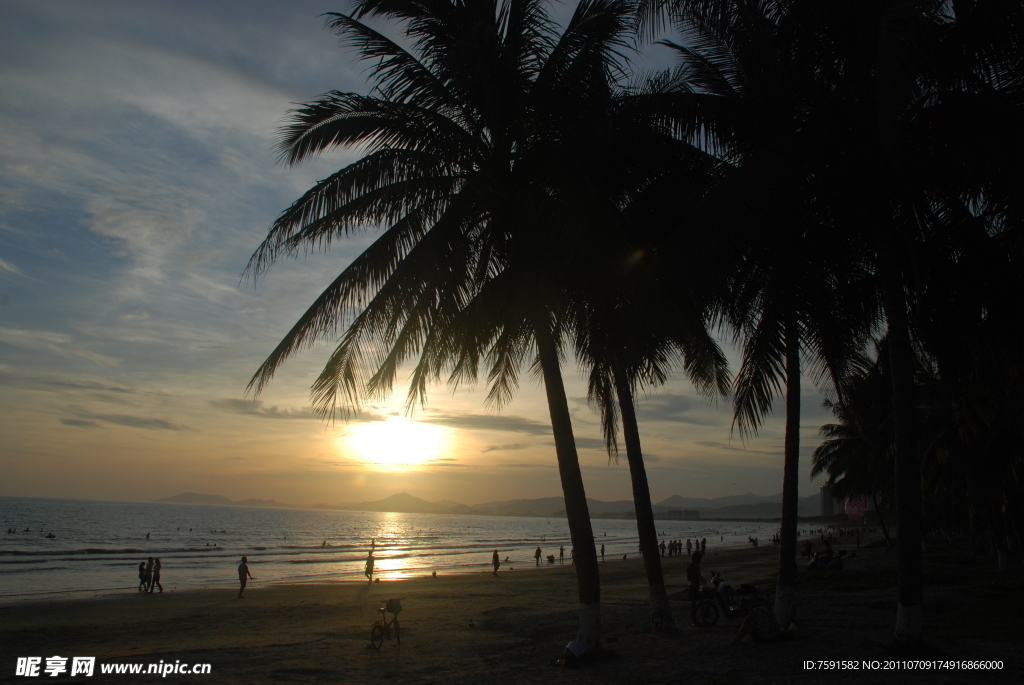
[612,366,676,634]
[535,322,601,652]
[873,491,893,550]
[880,250,923,644]
[775,311,800,628]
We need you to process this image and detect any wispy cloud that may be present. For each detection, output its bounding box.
[481,443,529,453]
[425,412,551,436]
[211,398,388,422]
[636,393,720,425]
[0,258,26,278]
[0,327,118,365]
[69,407,186,431]
[60,418,101,428]
[695,440,779,456]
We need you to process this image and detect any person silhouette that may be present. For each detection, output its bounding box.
[559,545,564,564]
[600,544,605,562]
[491,550,500,576]
[238,556,253,598]
[534,547,542,566]
[365,551,375,583]
[150,558,163,593]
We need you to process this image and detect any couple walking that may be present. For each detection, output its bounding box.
[137,557,163,593]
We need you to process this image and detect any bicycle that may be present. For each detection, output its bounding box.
[370,598,403,649]
[694,586,720,627]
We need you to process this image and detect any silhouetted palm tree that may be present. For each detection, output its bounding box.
[244,0,643,653]
[639,1,876,628]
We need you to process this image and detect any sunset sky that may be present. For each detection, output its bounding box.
[0,1,833,507]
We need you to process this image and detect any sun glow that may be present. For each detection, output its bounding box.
[343,419,452,471]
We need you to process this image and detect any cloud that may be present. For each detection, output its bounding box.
[70,408,186,431]
[546,437,608,451]
[211,398,389,422]
[425,413,551,436]
[695,440,779,456]
[0,327,118,365]
[0,368,132,394]
[481,443,529,453]
[0,257,26,277]
[636,393,719,425]
[211,398,315,420]
[59,418,101,428]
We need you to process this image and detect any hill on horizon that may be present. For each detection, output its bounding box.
[155,492,290,508]
[159,490,822,518]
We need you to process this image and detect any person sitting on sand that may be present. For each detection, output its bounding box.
[150,558,163,593]
[492,550,500,575]
[365,551,375,583]
[729,607,793,645]
[686,551,704,626]
[238,556,253,598]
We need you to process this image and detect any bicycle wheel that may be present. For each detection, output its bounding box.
[370,624,385,650]
[697,601,719,627]
[393,619,400,645]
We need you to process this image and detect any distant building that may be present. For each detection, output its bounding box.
[820,484,835,516]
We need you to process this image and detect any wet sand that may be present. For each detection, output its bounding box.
[1,533,1019,684]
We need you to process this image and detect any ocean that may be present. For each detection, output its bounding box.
[0,496,782,602]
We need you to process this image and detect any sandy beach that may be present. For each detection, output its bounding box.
[2,532,1020,684]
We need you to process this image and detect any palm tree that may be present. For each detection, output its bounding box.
[244,0,643,653]
[639,0,1023,642]
[634,1,876,628]
[811,344,897,547]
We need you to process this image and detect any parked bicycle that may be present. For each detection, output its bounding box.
[694,586,720,626]
[370,598,403,649]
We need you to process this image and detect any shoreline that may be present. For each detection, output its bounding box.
[3,534,1018,684]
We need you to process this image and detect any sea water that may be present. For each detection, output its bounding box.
[0,496,781,601]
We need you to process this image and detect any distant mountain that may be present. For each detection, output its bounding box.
[159,490,822,519]
[156,493,290,508]
[339,492,448,514]
[469,497,634,517]
[157,493,232,505]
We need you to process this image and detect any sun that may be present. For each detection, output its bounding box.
[342,419,451,471]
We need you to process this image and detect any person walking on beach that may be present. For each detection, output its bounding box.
[149,558,163,593]
[559,545,564,564]
[600,544,605,562]
[534,547,542,566]
[686,551,703,626]
[138,561,147,592]
[701,537,707,554]
[365,551,375,583]
[144,557,154,592]
[238,556,253,598]
[491,550,500,576]
[686,539,692,556]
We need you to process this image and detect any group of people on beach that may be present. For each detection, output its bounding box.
[137,557,163,593]
[661,538,704,557]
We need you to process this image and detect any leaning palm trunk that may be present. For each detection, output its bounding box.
[535,324,601,652]
[613,366,676,634]
[880,249,924,644]
[774,313,800,628]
